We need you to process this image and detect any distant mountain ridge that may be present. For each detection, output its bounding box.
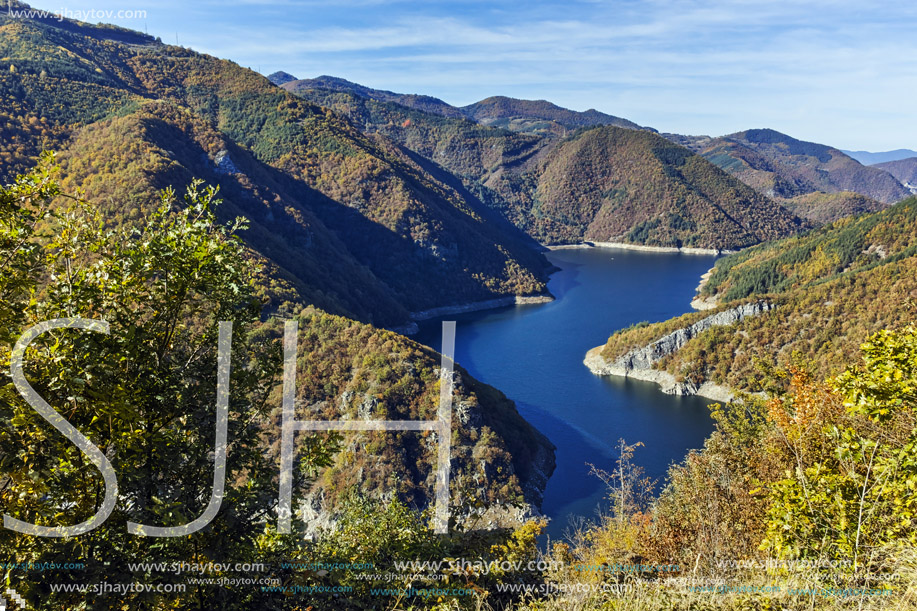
[280,75,646,136]
[873,157,917,190]
[0,8,552,329]
[842,148,917,165]
[282,75,906,225]
[286,86,806,249]
[698,128,908,203]
[523,126,806,247]
[281,75,468,119]
[462,96,645,135]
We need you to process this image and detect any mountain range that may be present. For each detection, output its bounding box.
[0,2,556,520]
[279,74,912,228]
[670,129,911,205]
[284,79,806,248]
[0,7,560,331]
[1,7,907,331]
[842,148,917,165]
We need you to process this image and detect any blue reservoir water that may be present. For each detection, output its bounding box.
[414,247,719,539]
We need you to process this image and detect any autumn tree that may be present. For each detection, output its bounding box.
[0,156,335,609]
[763,325,917,583]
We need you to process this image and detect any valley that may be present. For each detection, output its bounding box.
[2,0,914,537]
[1,2,916,608]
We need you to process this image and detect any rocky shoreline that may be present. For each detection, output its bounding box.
[583,301,776,401]
[411,294,554,321]
[548,241,734,256]
[583,348,735,402]
[690,266,719,310]
[390,294,555,335]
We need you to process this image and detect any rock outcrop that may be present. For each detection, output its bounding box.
[213,149,240,175]
[409,294,554,321]
[294,369,556,537]
[584,301,775,399]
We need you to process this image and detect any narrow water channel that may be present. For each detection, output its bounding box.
[415,247,720,538]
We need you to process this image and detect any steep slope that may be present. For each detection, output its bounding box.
[779,191,886,225]
[0,6,551,326]
[271,308,555,527]
[588,197,917,396]
[0,3,556,522]
[523,126,806,247]
[873,157,917,189]
[288,87,807,250]
[695,129,910,204]
[55,102,413,324]
[699,198,917,302]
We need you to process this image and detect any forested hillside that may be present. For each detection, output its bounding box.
[594,197,917,393]
[290,85,807,249]
[0,158,554,609]
[874,156,917,187]
[0,3,551,328]
[691,128,910,205]
[0,8,562,606]
[281,77,907,242]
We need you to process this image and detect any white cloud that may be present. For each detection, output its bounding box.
[27,0,917,148]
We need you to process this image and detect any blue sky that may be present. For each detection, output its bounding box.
[27,0,917,150]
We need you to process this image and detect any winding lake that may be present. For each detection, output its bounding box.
[415,247,720,538]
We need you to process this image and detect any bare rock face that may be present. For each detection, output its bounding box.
[615,301,775,371]
[213,150,240,175]
[295,369,556,538]
[584,301,775,400]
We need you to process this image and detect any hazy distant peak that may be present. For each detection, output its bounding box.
[267,71,297,85]
[462,96,645,132]
[873,157,917,189]
[304,75,379,92]
[726,128,830,146]
[843,149,917,165]
[727,128,839,163]
[281,75,466,118]
[695,128,910,204]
